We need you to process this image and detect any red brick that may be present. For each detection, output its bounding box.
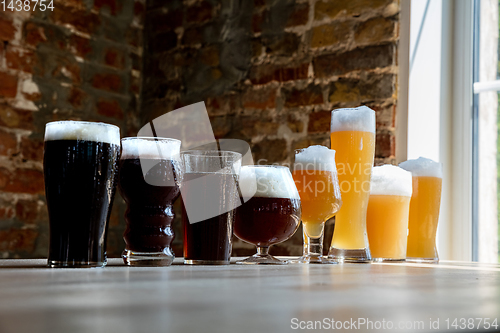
[182,27,203,46]
[53,62,81,83]
[0,228,38,252]
[284,84,324,107]
[24,21,66,50]
[134,1,145,16]
[94,0,121,15]
[375,132,395,158]
[96,98,124,119]
[130,74,140,95]
[51,5,101,35]
[5,47,37,74]
[24,22,47,46]
[126,26,142,48]
[20,136,44,162]
[314,0,393,20]
[252,138,287,164]
[254,0,266,8]
[186,1,213,23]
[286,3,309,27]
[0,128,17,156]
[252,11,265,33]
[0,15,16,41]
[0,167,44,195]
[68,86,87,109]
[308,111,331,133]
[242,88,277,109]
[104,48,125,69]
[0,71,18,98]
[354,17,396,45]
[151,9,183,32]
[91,73,122,93]
[15,199,38,224]
[250,63,309,85]
[0,105,34,130]
[0,206,14,219]
[69,34,92,58]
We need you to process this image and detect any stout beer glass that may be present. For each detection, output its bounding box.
[328,106,375,262]
[366,165,412,261]
[44,121,120,268]
[234,166,301,265]
[291,146,342,264]
[181,151,241,265]
[119,137,182,266]
[400,157,443,262]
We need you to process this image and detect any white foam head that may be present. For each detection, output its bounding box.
[239,166,300,199]
[45,121,120,145]
[121,137,181,160]
[330,106,375,133]
[370,165,413,197]
[294,145,337,172]
[399,157,443,178]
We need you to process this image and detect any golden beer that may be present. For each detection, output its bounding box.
[400,157,442,262]
[328,106,375,262]
[366,165,413,261]
[292,145,341,264]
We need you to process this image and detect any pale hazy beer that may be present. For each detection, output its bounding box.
[366,165,412,261]
[400,157,443,262]
[328,106,375,262]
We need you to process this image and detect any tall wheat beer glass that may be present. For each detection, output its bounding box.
[399,157,442,262]
[328,106,375,262]
[366,165,412,261]
[291,146,342,264]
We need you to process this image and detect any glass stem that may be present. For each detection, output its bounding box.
[303,229,324,258]
[257,246,270,256]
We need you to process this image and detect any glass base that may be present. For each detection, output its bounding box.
[122,250,174,267]
[288,255,337,264]
[405,257,439,264]
[47,259,107,268]
[327,247,371,263]
[184,259,230,265]
[372,258,405,263]
[236,253,287,265]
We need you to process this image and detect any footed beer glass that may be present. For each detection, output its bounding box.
[234,166,301,265]
[291,146,342,264]
[119,137,182,266]
[328,106,375,263]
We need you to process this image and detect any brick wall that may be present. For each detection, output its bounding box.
[0,0,400,259]
[0,0,144,258]
[142,0,400,257]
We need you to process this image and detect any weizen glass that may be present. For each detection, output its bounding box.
[328,106,375,263]
[234,166,301,265]
[119,137,182,266]
[291,146,342,264]
[400,157,443,263]
[181,151,241,265]
[366,165,412,262]
[44,121,120,268]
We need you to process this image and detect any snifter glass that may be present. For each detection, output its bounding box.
[234,165,301,265]
[44,121,120,268]
[290,146,342,264]
[119,137,182,266]
[180,150,242,265]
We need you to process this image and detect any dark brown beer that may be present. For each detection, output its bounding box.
[44,139,120,267]
[233,196,301,247]
[181,172,239,263]
[119,158,180,253]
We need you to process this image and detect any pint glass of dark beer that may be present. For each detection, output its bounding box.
[180,151,242,265]
[44,121,120,268]
[119,137,182,266]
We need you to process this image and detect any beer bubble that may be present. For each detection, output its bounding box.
[239,166,300,200]
[399,157,443,178]
[45,121,120,145]
[370,165,413,197]
[121,137,181,161]
[330,105,375,133]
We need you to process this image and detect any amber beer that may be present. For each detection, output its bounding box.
[44,121,120,268]
[366,165,412,261]
[328,106,375,262]
[400,157,443,262]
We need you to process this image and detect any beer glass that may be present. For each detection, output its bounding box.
[181,150,241,265]
[399,157,443,262]
[234,166,301,265]
[328,106,375,263]
[44,121,120,268]
[366,165,412,261]
[291,146,342,264]
[119,137,182,266]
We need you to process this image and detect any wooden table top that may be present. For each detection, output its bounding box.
[0,258,499,333]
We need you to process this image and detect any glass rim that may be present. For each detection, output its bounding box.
[121,136,181,144]
[180,150,242,158]
[45,120,119,131]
